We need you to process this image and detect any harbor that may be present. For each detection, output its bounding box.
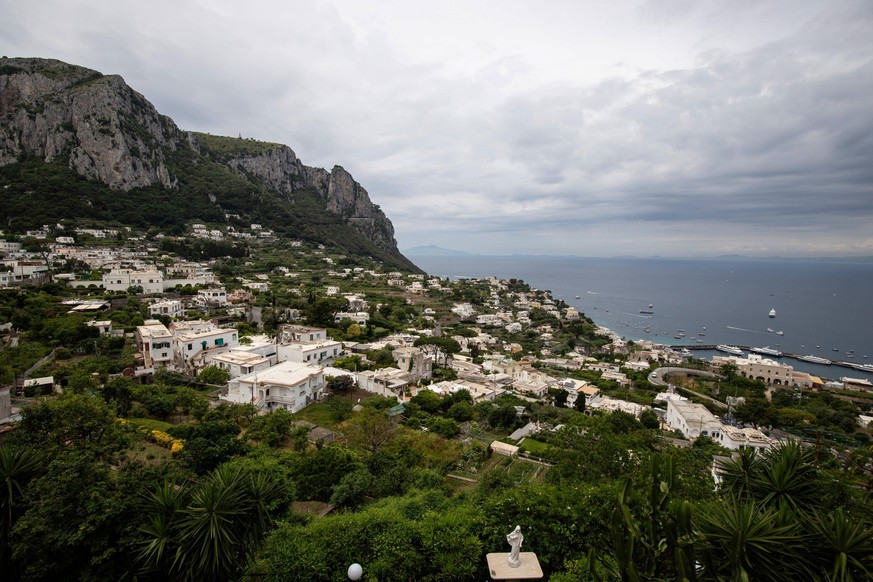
[677,344,873,382]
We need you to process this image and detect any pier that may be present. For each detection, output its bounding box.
[678,345,869,373]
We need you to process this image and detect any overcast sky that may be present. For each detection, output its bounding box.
[4,0,873,257]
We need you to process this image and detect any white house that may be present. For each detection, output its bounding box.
[356,367,410,400]
[334,311,370,325]
[149,299,184,319]
[104,268,164,294]
[136,320,174,369]
[223,360,324,413]
[170,320,239,373]
[197,287,228,306]
[210,350,273,380]
[666,399,772,451]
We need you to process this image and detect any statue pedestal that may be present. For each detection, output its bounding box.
[485,552,543,581]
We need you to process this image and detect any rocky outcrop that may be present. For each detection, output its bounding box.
[201,143,398,252]
[220,145,306,195]
[0,57,180,190]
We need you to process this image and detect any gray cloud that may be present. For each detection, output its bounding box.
[2,0,872,257]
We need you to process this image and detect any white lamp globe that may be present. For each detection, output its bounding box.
[348,563,363,580]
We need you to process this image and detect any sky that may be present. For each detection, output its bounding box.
[3,0,873,257]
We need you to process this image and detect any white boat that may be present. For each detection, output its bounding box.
[766,328,775,333]
[799,355,831,365]
[716,344,744,356]
[769,308,776,318]
[750,346,782,357]
[775,331,784,336]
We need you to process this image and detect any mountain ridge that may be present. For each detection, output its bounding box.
[0,57,418,270]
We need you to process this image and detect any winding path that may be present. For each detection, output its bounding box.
[648,367,727,409]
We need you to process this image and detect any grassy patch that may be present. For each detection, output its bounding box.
[193,132,284,156]
[127,417,175,432]
[518,438,552,455]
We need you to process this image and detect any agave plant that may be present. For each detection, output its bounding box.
[0,444,42,571]
[806,508,873,581]
[137,464,285,581]
[695,499,809,581]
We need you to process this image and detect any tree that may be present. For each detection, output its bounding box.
[553,389,568,408]
[326,374,355,396]
[410,389,443,414]
[412,336,461,367]
[639,409,660,430]
[344,408,398,454]
[197,365,230,386]
[246,409,295,447]
[573,393,586,413]
[734,397,777,428]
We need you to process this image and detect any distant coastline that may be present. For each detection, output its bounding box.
[405,247,873,264]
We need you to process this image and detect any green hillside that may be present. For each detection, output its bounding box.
[0,148,419,271]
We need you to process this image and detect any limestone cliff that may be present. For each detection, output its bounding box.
[204,141,398,252]
[0,58,180,190]
[0,57,406,263]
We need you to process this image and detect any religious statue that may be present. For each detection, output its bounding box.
[506,525,523,568]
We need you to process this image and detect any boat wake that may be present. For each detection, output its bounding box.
[726,325,766,334]
[621,312,653,319]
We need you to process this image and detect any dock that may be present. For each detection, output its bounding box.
[677,345,869,373]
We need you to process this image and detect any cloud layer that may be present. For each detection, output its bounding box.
[3,0,872,256]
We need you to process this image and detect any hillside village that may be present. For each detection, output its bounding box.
[1,222,872,580]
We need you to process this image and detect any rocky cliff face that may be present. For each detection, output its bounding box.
[0,57,402,256]
[214,145,397,251]
[0,58,180,190]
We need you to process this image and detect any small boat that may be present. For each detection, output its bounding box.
[775,331,784,336]
[575,295,580,299]
[750,346,782,357]
[639,309,654,314]
[769,308,776,318]
[766,328,775,333]
[716,344,744,356]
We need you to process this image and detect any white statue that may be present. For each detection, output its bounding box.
[506,525,523,568]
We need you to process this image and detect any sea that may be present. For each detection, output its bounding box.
[409,255,873,384]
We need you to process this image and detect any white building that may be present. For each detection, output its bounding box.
[356,367,410,400]
[210,350,274,380]
[103,268,164,294]
[334,311,370,325]
[392,346,433,382]
[197,287,228,306]
[223,360,324,413]
[149,299,184,319]
[136,320,174,369]
[170,320,239,373]
[276,324,342,365]
[666,399,772,451]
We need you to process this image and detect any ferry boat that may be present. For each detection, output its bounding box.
[716,345,744,356]
[769,308,776,318]
[799,354,832,365]
[750,346,782,357]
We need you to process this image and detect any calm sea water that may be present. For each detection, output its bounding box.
[410,255,873,383]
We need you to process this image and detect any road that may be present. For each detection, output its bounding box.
[648,367,727,409]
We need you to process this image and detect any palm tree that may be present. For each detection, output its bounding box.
[695,499,809,581]
[138,464,284,581]
[806,508,873,581]
[751,441,820,513]
[0,444,42,575]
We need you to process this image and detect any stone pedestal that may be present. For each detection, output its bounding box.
[485,552,543,581]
